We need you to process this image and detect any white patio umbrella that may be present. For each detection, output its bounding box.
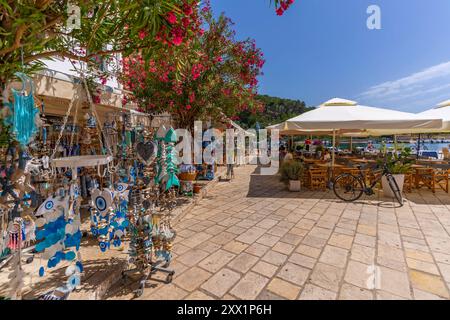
[266,121,361,136]
[286,98,442,165]
[286,98,442,130]
[341,99,450,136]
[418,99,450,131]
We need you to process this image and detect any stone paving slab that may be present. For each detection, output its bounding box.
[104,164,450,300]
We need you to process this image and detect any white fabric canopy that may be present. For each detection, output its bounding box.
[342,99,450,136]
[418,100,450,131]
[266,122,360,136]
[285,98,442,130]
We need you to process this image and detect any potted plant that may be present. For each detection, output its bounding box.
[280,160,304,192]
[381,148,412,197]
[178,164,197,181]
[315,144,324,159]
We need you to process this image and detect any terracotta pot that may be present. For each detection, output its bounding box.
[193,184,203,194]
[179,172,197,181]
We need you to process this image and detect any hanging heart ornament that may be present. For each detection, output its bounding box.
[136,141,157,165]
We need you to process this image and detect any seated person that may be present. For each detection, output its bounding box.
[323,149,331,161]
[284,152,294,161]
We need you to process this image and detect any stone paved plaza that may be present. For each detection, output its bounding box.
[106,164,450,300]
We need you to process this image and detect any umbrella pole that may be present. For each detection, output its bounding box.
[332,129,336,167]
[394,135,398,153]
[350,137,353,153]
[417,134,421,159]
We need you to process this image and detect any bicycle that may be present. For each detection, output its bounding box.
[333,162,404,206]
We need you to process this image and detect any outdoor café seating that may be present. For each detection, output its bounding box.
[308,168,328,191]
[292,153,450,194]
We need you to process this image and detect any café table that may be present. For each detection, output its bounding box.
[303,159,327,165]
[417,159,447,165]
[351,158,377,164]
[313,163,345,184]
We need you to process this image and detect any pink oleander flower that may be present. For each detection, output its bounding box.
[167,11,177,24]
[138,29,146,40]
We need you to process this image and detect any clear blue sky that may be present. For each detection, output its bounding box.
[210,0,450,112]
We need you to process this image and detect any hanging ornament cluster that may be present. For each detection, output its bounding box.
[154,126,180,191]
[90,183,130,252]
[127,192,154,271]
[163,128,180,191]
[151,212,176,264]
[0,210,8,259]
[6,73,40,146]
[34,190,82,291]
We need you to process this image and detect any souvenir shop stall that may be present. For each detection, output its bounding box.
[0,69,180,300]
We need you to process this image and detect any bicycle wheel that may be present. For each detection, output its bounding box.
[386,174,404,206]
[333,174,364,202]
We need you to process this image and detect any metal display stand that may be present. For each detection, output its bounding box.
[120,183,176,298]
[121,259,174,298]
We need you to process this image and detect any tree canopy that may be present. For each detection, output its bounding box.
[121,3,265,129]
[0,0,196,86]
[236,94,312,129]
[0,0,295,87]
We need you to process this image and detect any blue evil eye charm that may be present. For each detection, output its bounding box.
[99,241,108,252]
[39,267,45,277]
[76,261,83,273]
[95,196,107,212]
[116,183,126,192]
[67,274,81,290]
[144,240,152,248]
[91,226,98,236]
[45,200,54,210]
[91,189,113,214]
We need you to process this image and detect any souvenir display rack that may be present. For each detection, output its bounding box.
[0,67,179,300]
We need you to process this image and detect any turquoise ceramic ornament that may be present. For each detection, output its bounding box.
[11,72,39,146]
[164,127,177,143]
[163,127,179,191]
[156,125,167,140]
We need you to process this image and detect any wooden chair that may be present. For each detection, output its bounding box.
[431,164,450,193]
[443,148,450,161]
[415,165,450,193]
[415,167,435,191]
[309,168,328,191]
[403,169,415,193]
[302,169,311,189]
[368,168,383,189]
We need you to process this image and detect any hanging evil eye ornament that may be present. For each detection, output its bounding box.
[65,263,81,290]
[114,182,130,200]
[109,185,130,248]
[90,188,128,252]
[91,189,113,216]
[35,193,82,289]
